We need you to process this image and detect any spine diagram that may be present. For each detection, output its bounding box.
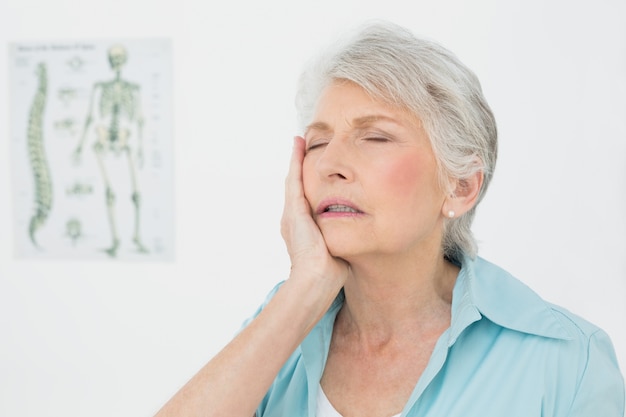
[27,63,53,247]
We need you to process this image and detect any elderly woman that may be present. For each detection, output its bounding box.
[156,21,624,417]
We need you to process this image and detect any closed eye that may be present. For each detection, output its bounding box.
[306,141,329,152]
[364,137,390,143]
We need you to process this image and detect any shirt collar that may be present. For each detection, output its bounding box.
[300,255,573,413]
[450,255,573,343]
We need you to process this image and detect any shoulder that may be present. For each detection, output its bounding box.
[465,255,621,375]
[465,256,625,415]
[467,256,604,341]
[121,80,141,90]
[548,304,625,415]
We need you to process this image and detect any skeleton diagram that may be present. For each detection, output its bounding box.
[73,45,147,257]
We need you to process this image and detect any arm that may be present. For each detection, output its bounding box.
[133,84,145,168]
[73,83,100,162]
[154,137,348,417]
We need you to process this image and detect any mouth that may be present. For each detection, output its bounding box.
[323,204,362,214]
[316,199,365,216]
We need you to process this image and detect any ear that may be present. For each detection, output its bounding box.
[443,170,484,219]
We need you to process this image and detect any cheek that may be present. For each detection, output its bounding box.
[376,152,432,196]
[378,155,423,191]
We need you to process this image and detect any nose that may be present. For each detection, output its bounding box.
[315,137,354,182]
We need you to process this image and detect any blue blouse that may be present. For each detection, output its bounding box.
[247,256,625,416]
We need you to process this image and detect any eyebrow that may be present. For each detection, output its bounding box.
[304,121,333,135]
[305,114,402,135]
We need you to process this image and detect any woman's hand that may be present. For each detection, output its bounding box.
[280,136,349,296]
[154,137,348,417]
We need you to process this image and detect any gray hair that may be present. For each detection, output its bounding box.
[295,21,497,261]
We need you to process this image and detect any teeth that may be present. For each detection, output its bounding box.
[325,204,359,213]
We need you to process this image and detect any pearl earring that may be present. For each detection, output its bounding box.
[447,210,455,218]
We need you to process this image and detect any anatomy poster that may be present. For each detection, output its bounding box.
[9,39,174,261]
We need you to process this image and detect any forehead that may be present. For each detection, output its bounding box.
[306,81,421,133]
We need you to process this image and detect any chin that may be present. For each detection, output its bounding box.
[321,231,368,260]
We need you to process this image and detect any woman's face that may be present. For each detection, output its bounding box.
[303,81,448,261]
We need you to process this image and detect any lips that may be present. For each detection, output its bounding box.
[316,198,364,215]
[324,204,361,213]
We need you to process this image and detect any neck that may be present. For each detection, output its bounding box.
[337,249,458,347]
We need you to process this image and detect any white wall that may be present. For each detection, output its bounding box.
[1,1,624,416]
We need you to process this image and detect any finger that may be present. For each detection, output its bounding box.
[281,136,312,242]
[285,136,307,204]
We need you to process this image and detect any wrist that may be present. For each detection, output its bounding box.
[286,263,345,314]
